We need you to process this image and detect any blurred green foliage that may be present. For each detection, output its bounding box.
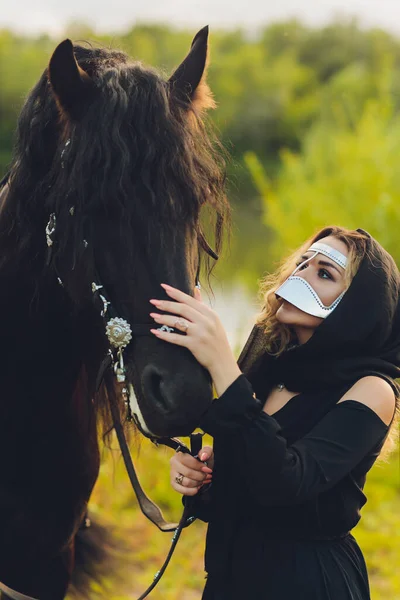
[3,19,400,188]
[245,70,400,266]
[0,18,399,600]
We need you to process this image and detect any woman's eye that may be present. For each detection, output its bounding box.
[296,262,308,270]
[319,269,333,280]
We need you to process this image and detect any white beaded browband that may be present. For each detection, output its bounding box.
[306,242,348,270]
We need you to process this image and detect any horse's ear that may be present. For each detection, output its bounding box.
[48,39,95,120]
[169,25,216,111]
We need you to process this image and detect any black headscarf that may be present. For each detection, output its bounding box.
[237,229,400,398]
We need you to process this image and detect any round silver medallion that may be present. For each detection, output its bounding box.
[106,317,132,349]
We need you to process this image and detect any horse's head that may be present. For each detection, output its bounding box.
[3,28,230,438]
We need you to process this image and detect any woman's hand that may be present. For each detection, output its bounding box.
[170,446,214,496]
[149,284,242,395]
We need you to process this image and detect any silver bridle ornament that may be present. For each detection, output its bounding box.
[105,317,133,389]
[275,242,348,319]
[45,213,56,247]
[105,317,133,350]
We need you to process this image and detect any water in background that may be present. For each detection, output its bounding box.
[201,281,258,355]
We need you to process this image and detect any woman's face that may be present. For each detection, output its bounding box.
[276,235,348,340]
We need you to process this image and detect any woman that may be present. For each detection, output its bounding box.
[148,225,399,600]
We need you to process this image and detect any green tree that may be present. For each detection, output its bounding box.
[246,77,400,263]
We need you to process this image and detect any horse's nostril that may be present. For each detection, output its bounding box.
[142,366,170,414]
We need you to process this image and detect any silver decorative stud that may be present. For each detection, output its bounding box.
[57,277,64,287]
[121,386,130,405]
[99,294,110,317]
[46,213,56,247]
[106,317,132,349]
[69,206,75,216]
[115,367,126,383]
[61,138,71,169]
[83,239,88,248]
[91,282,103,294]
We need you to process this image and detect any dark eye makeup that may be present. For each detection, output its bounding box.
[295,261,335,281]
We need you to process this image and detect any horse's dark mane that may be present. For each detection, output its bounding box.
[1,43,230,290]
[0,41,231,442]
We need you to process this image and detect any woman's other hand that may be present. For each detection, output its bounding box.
[170,446,214,496]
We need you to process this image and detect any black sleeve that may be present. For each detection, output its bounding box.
[198,374,389,506]
[182,483,213,523]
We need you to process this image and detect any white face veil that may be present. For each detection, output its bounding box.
[275,242,348,319]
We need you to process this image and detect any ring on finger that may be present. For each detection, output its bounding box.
[175,473,184,486]
[173,317,190,333]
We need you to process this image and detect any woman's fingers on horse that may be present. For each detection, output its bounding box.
[150,327,191,347]
[150,312,198,332]
[149,299,205,324]
[160,284,212,317]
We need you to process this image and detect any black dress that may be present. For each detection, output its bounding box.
[186,374,394,600]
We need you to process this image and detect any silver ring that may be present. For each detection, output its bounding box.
[173,318,189,333]
[175,473,184,485]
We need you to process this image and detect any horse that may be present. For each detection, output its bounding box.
[0,26,230,599]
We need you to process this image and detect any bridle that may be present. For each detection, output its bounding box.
[0,171,219,599]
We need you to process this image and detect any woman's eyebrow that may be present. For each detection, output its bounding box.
[300,254,343,275]
[319,259,343,275]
